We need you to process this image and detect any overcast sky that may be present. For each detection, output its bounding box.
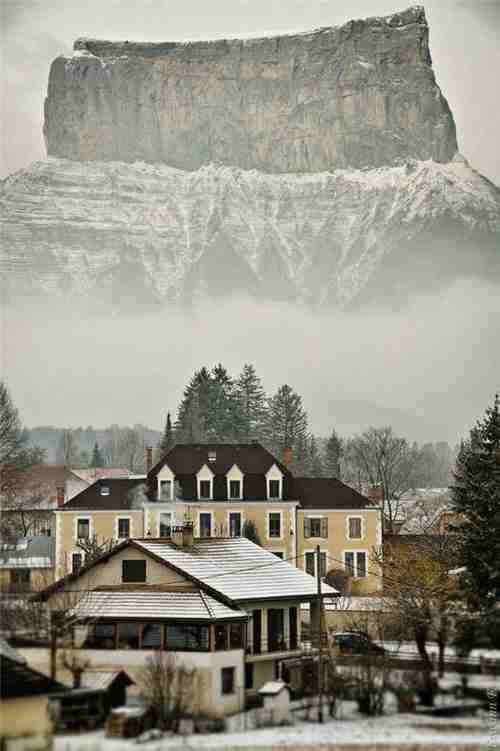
[2,0,500,183]
[1,0,499,443]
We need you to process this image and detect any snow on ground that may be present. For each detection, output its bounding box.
[55,703,494,750]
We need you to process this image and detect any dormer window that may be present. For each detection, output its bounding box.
[266,464,283,500]
[208,450,217,463]
[159,480,172,501]
[100,485,110,496]
[226,464,243,501]
[197,464,214,501]
[199,480,211,500]
[157,465,174,501]
[229,480,241,500]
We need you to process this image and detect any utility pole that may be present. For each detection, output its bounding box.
[316,544,323,723]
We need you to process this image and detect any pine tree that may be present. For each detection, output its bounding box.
[235,364,267,442]
[304,435,324,477]
[91,442,105,468]
[451,394,500,611]
[159,413,174,455]
[324,428,343,478]
[265,384,308,466]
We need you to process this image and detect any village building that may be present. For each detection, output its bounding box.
[30,531,337,718]
[0,536,56,593]
[54,443,383,593]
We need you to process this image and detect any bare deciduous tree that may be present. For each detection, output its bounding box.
[343,426,419,531]
[138,652,198,730]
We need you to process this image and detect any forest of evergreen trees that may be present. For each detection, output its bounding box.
[28,363,456,489]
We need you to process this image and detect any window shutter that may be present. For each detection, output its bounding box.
[304,517,311,538]
[320,518,328,538]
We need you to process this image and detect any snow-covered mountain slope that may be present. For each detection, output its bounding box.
[2,155,499,312]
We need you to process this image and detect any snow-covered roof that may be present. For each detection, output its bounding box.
[0,537,54,568]
[81,670,134,691]
[73,588,245,621]
[136,537,338,603]
[259,680,290,696]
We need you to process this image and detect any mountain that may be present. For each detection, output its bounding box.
[2,155,499,311]
[44,6,456,173]
[1,6,499,313]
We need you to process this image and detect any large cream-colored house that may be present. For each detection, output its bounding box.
[55,444,382,593]
[33,531,336,718]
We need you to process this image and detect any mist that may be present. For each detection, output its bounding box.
[3,278,499,445]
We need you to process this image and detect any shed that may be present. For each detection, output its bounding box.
[82,670,134,709]
[258,680,291,725]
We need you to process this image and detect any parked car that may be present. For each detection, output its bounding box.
[331,631,386,656]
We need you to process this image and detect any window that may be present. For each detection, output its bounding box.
[221,667,235,695]
[348,517,363,540]
[199,512,212,538]
[229,622,244,649]
[245,663,254,689]
[229,480,241,499]
[305,551,326,577]
[319,552,327,578]
[117,518,130,539]
[122,559,146,583]
[76,518,90,540]
[344,551,367,578]
[215,624,228,651]
[141,623,162,649]
[199,480,211,500]
[304,517,328,538]
[267,608,285,651]
[268,512,281,538]
[84,622,115,649]
[11,569,30,592]
[208,450,217,463]
[268,479,280,499]
[305,552,315,576]
[229,512,241,537]
[117,622,140,649]
[100,486,110,496]
[159,512,172,537]
[72,552,83,574]
[166,624,209,651]
[289,607,298,650]
[159,480,172,501]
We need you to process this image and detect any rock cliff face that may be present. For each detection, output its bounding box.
[2,156,499,312]
[44,5,457,173]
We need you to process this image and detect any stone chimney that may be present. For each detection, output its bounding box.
[282,447,293,468]
[145,446,153,473]
[56,486,65,507]
[172,522,194,548]
[367,484,384,504]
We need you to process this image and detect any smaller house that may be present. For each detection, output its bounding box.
[0,536,55,593]
[81,670,134,710]
[258,680,291,724]
[0,653,67,750]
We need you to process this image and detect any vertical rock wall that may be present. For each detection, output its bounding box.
[43,6,457,172]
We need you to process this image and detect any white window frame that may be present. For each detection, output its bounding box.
[198,510,214,538]
[74,516,92,542]
[115,515,132,540]
[346,515,364,541]
[303,547,328,578]
[226,464,243,500]
[197,464,214,501]
[343,549,369,579]
[227,510,244,537]
[266,464,283,501]
[267,509,283,540]
[157,464,174,501]
[304,515,328,539]
[158,510,173,537]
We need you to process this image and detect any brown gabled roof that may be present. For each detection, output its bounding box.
[293,477,375,510]
[61,478,147,510]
